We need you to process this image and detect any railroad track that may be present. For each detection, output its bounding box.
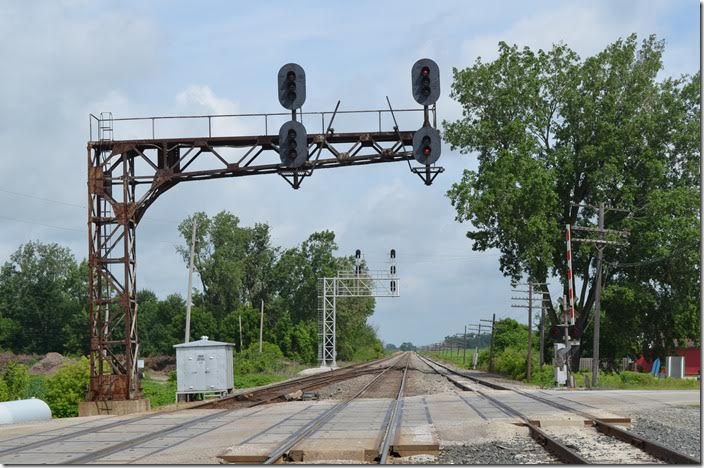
[261,352,411,464]
[419,354,699,465]
[0,353,402,464]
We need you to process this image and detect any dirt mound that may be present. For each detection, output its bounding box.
[145,355,176,372]
[0,352,40,371]
[29,352,67,375]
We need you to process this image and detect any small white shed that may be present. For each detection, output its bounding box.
[173,336,235,400]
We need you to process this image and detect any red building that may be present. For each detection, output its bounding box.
[673,347,701,377]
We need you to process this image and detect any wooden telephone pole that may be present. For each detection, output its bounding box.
[570,202,629,386]
[511,282,549,381]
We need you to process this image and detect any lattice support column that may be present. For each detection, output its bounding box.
[87,146,141,401]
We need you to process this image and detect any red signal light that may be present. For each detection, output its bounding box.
[423,146,431,156]
[421,66,430,77]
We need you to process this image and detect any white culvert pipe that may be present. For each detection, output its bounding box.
[0,398,52,425]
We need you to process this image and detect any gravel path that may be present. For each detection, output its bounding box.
[626,405,701,461]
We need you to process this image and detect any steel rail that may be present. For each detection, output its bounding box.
[420,355,699,465]
[417,354,588,464]
[377,353,410,464]
[0,354,399,460]
[262,353,408,464]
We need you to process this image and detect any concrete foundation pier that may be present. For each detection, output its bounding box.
[78,398,150,417]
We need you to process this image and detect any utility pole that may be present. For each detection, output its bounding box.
[474,323,482,370]
[528,283,532,380]
[465,324,481,369]
[184,220,198,343]
[259,299,264,353]
[593,203,605,387]
[539,301,546,368]
[238,314,243,352]
[571,202,629,387]
[511,282,549,381]
[482,314,496,373]
[463,325,467,366]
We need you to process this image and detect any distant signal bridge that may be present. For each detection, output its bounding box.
[318,249,399,368]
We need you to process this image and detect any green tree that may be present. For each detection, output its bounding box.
[444,35,699,360]
[139,291,185,355]
[0,241,86,354]
[177,212,276,321]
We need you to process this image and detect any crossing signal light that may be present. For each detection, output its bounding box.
[411,58,440,106]
[278,63,306,110]
[412,126,441,165]
[278,120,307,168]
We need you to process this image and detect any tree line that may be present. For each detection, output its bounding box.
[0,212,384,364]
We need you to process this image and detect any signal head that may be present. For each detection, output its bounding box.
[278,63,306,110]
[412,126,441,165]
[278,120,307,168]
[411,58,440,106]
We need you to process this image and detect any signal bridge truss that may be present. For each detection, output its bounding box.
[86,59,441,403]
[318,261,398,368]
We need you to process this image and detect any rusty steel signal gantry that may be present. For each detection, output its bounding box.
[86,61,444,402]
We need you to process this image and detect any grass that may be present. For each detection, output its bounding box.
[142,361,308,408]
[141,377,177,407]
[571,370,700,390]
[423,349,480,370]
[234,373,288,389]
[424,350,700,391]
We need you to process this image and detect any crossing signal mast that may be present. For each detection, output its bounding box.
[86,59,444,407]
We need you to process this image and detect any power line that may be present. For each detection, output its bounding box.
[0,188,181,225]
[0,214,83,232]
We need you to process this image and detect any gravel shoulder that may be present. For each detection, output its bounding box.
[435,434,561,464]
[626,404,701,461]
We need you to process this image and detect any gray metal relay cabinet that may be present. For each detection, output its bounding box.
[173,336,235,401]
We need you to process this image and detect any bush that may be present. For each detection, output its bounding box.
[45,357,89,418]
[477,349,490,368]
[142,378,176,407]
[530,364,555,387]
[618,371,655,385]
[234,342,284,375]
[3,362,29,400]
[495,346,527,380]
[28,375,46,400]
[0,378,9,401]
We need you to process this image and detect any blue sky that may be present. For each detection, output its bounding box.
[0,0,698,347]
